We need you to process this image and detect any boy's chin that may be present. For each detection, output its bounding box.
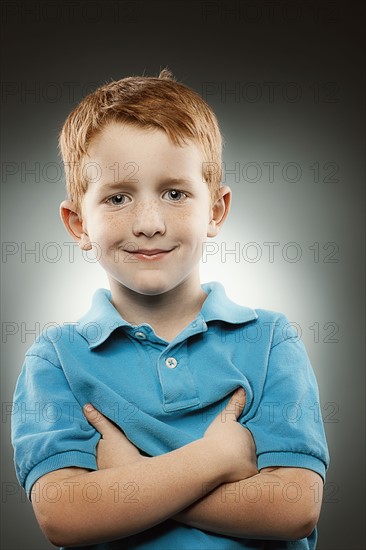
[113,277,180,297]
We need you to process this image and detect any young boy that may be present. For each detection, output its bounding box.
[11,69,329,549]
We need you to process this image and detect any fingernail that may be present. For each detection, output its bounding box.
[84,403,94,412]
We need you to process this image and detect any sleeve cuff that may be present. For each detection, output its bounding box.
[258,451,327,482]
[24,450,98,500]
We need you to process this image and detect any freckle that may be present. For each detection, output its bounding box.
[176,211,188,220]
[176,209,192,220]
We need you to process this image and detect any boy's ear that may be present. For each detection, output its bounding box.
[59,200,92,250]
[207,186,232,238]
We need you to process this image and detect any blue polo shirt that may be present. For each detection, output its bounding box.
[11,281,329,549]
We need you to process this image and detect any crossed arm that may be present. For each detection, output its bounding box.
[31,389,323,547]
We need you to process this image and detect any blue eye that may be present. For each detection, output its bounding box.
[165,189,186,201]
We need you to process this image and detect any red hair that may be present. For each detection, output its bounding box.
[58,69,223,212]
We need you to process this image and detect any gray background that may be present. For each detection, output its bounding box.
[1,0,365,548]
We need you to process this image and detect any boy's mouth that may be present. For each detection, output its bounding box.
[129,248,174,261]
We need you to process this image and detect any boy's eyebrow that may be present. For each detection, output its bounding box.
[162,177,197,185]
[99,177,197,190]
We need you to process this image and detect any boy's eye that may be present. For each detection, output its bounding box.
[107,194,129,206]
[164,189,187,201]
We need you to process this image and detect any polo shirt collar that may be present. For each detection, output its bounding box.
[200,281,258,324]
[76,281,258,349]
[75,289,129,349]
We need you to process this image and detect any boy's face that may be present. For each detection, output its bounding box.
[62,122,230,297]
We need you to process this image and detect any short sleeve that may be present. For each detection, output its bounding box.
[11,337,100,500]
[245,319,330,481]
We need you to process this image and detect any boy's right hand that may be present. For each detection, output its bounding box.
[83,403,146,470]
[204,388,258,483]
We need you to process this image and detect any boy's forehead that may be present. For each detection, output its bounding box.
[88,121,197,155]
[85,121,206,182]
[91,120,157,142]
[86,121,154,156]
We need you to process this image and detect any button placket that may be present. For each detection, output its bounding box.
[158,342,200,412]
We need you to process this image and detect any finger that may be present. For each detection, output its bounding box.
[223,388,246,420]
[83,403,120,436]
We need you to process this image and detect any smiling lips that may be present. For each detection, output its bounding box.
[127,248,174,260]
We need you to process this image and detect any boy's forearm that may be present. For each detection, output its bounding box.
[172,469,322,541]
[36,438,225,547]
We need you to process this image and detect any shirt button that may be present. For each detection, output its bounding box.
[135,331,146,339]
[165,357,178,369]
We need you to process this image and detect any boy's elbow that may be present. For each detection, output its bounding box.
[42,525,66,549]
[40,518,88,548]
[35,498,130,548]
[38,507,112,548]
[293,481,322,540]
[41,516,128,548]
[282,506,319,541]
[33,496,85,547]
[34,507,74,548]
[265,497,320,541]
[32,507,59,547]
[261,467,322,541]
[31,467,98,547]
[294,510,319,540]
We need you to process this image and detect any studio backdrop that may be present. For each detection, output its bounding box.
[1,1,365,549]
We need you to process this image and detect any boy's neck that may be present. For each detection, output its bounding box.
[108,276,208,339]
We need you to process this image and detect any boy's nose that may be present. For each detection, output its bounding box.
[132,201,166,237]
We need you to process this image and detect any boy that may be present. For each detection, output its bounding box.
[11,69,329,549]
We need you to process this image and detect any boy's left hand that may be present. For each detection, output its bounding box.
[83,404,146,470]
